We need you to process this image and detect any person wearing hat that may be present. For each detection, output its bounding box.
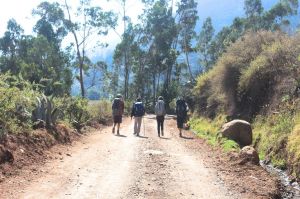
[112,94,125,135]
[154,96,166,137]
[131,97,145,136]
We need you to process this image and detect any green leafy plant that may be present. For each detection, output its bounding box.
[32,95,61,128]
[56,97,90,129]
[0,73,39,135]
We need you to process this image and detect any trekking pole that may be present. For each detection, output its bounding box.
[143,116,146,137]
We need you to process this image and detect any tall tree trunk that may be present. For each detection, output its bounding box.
[122,0,129,100]
[138,55,144,98]
[184,32,194,81]
[79,63,85,98]
[65,0,85,97]
[166,62,173,89]
[152,73,156,108]
[185,50,193,80]
[157,72,161,96]
[124,57,129,99]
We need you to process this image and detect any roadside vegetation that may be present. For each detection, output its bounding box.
[0,73,113,138]
[189,116,240,152]
[192,30,300,179]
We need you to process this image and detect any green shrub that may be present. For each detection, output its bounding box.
[253,112,294,169]
[54,96,90,127]
[189,117,218,146]
[288,118,300,162]
[0,73,39,135]
[0,73,113,134]
[87,100,112,122]
[221,139,240,152]
[193,70,225,118]
[287,114,300,178]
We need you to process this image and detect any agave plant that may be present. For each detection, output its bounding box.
[32,95,61,128]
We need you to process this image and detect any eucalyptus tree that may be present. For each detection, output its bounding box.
[64,0,117,98]
[32,2,67,46]
[86,60,108,99]
[144,0,177,103]
[21,35,72,96]
[243,0,298,31]
[0,17,72,96]
[208,17,245,65]
[0,19,24,75]
[119,0,131,100]
[107,0,131,99]
[261,0,298,30]
[244,0,263,30]
[31,2,73,96]
[197,17,214,72]
[207,0,298,65]
[113,22,134,100]
[113,22,149,100]
[176,0,198,81]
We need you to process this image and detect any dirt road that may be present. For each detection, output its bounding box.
[0,115,275,199]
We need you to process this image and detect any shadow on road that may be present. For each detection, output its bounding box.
[136,135,148,139]
[180,136,194,140]
[115,134,127,138]
[159,137,171,140]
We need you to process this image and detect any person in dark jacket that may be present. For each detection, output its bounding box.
[176,97,189,137]
[131,97,145,136]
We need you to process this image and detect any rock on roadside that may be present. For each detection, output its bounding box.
[221,119,252,146]
[239,146,260,165]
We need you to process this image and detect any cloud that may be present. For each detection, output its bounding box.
[0,0,279,61]
[0,1,42,35]
[64,0,144,60]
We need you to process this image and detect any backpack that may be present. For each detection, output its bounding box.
[134,102,145,117]
[155,100,165,116]
[176,99,187,118]
[112,98,122,116]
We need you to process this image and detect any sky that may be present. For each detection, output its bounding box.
[0,0,290,60]
[196,0,276,31]
[0,0,145,60]
[0,0,144,34]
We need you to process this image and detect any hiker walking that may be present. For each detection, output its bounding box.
[155,96,166,137]
[112,94,125,135]
[131,97,145,136]
[176,97,189,137]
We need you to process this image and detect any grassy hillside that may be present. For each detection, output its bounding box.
[192,30,300,179]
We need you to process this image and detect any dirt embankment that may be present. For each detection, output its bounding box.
[0,116,280,199]
[0,122,103,183]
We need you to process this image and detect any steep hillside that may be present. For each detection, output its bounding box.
[192,30,300,180]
